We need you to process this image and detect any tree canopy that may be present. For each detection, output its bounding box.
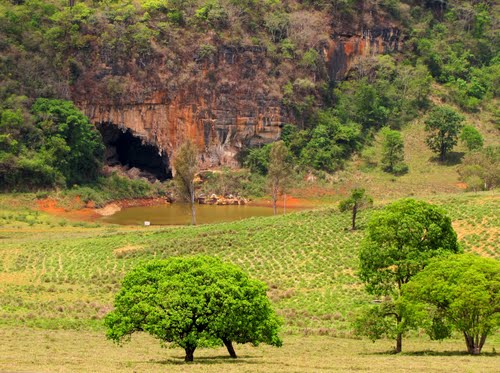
[380,127,408,175]
[0,98,103,190]
[105,256,282,362]
[357,198,461,352]
[425,106,464,161]
[338,188,373,230]
[460,125,484,151]
[404,254,500,355]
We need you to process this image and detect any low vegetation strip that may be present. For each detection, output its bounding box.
[0,192,498,337]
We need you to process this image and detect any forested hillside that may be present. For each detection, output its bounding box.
[0,0,498,191]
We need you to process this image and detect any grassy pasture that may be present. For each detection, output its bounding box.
[0,191,499,371]
[1,329,498,373]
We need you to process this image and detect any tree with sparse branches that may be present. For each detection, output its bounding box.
[174,140,198,225]
[338,188,373,230]
[267,141,292,215]
[357,199,461,353]
[105,256,282,362]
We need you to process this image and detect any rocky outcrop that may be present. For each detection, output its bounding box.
[326,28,402,81]
[72,12,403,173]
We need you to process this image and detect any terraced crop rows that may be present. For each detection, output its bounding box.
[0,192,498,334]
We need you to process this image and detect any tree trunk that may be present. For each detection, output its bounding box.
[464,332,484,355]
[184,345,196,362]
[272,190,277,216]
[440,142,446,162]
[351,204,357,230]
[190,187,196,225]
[396,332,402,353]
[222,338,237,358]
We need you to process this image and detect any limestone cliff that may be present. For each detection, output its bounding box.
[71,8,403,171]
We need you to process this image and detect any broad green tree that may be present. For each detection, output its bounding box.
[357,199,460,353]
[32,98,104,186]
[105,256,282,362]
[338,188,373,230]
[174,140,199,225]
[380,127,408,175]
[404,254,499,355]
[425,106,464,161]
[460,125,483,151]
[267,141,291,215]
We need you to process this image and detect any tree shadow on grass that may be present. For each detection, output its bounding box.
[364,350,498,357]
[404,350,498,357]
[430,151,465,166]
[150,355,262,366]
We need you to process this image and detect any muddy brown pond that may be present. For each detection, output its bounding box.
[100,203,309,226]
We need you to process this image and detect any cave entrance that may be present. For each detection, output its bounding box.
[97,123,171,181]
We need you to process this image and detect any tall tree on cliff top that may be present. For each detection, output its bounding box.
[174,140,198,225]
[267,141,291,215]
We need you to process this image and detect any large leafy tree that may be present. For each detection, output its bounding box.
[174,140,199,225]
[338,188,373,230]
[105,256,282,362]
[32,98,104,185]
[357,199,460,353]
[424,106,464,162]
[404,254,499,355]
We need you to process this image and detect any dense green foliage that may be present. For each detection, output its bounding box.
[0,0,498,185]
[105,256,282,361]
[410,1,499,112]
[380,127,408,175]
[460,125,484,151]
[357,198,461,352]
[0,97,103,190]
[425,106,465,161]
[404,254,500,355]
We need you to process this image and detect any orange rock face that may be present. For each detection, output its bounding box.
[72,27,401,170]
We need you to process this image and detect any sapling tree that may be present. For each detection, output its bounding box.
[356,199,460,353]
[105,256,282,362]
[404,254,499,355]
[174,140,198,225]
[267,141,292,215]
[338,188,373,230]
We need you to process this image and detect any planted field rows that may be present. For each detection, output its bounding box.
[0,192,498,335]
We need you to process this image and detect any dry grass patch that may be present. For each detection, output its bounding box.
[0,328,498,373]
[113,245,145,258]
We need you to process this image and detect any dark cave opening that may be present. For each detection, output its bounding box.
[97,123,171,181]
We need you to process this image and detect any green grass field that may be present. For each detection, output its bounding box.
[0,191,499,371]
